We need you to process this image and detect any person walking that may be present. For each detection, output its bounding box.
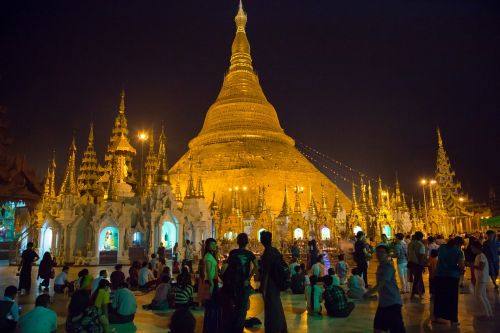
[260,230,287,333]
[202,238,221,333]
[17,242,39,294]
[221,233,258,333]
[470,239,493,319]
[354,231,369,287]
[482,230,499,289]
[393,233,410,293]
[408,231,426,299]
[364,244,406,333]
[433,236,465,326]
[37,252,55,292]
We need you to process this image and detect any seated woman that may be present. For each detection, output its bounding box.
[75,269,93,294]
[327,267,341,286]
[143,275,171,310]
[323,275,355,317]
[66,290,104,333]
[347,268,367,300]
[290,265,306,294]
[305,275,322,316]
[175,270,194,308]
[90,279,112,333]
[127,261,140,289]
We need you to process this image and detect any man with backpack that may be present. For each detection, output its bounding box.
[222,233,258,333]
[260,231,288,333]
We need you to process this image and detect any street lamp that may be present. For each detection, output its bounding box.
[137,131,149,196]
[420,179,429,233]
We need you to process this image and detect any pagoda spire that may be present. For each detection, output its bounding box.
[156,126,170,186]
[77,123,99,196]
[351,182,358,210]
[320,184,329,214]
[43,153,57,201]
[410,197,418,220]
[49,152,56,198]
[367,180,375,212]
[293,185,302,213]
[196,176,205,198]
[377,177,384,208]
[144,128,157,193]
[60,136,78,196]
[308,188,318,218]
[119,88,125,114]
[175,169,182,202]
[279,184,291,217]
[359,176,368,215]
[332,191,343,217]
[395,174,402,206]
[184,154,196,199]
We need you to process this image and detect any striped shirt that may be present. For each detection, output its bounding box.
[175,285,193,305]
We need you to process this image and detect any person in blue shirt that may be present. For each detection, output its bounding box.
[482,230,499,289]
[0,285,19,332]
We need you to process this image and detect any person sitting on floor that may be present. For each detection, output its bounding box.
[127,261,140,288]
[305,275,322,316]
[76,269,93,293]
[143,275,171,310]
[175,269,194,308]
[347,267,367,300]
[54,266,74,294]
[92,270,108,294]
[311,255,325,279]
[90,279,112,333]
[323,275,355,317]
[109,282,137,324]
[327,267,341,286]
[291,265,306,294]
[19,294,57,333]
[1,285,19,333]
[290,257,300,277]
[66,290,104,333]
[335,254,349,284]
[110,264,126,290]
[169,307,196,333]
[138,261,156,290]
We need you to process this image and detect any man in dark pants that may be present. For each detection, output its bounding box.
[408,231,426,299]
[354,231,369,287]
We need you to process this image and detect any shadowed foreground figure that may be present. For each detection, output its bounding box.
[260,231,287,333]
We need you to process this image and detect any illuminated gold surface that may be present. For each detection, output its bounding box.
[171,2,350,213]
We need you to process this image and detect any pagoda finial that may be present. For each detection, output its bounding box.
[437,127,443,148]
[293,185,302,213]
[88,122,94,145]
[196,175,205,198]
[78,123,100,196]
[119,89,126,114]
[60,137,78,196]
[279,184,291,217]
[235,0,247,32]
[320,183,329,213]
[185,154,196,199]
[155,127,170,186]
[175,169,182,201]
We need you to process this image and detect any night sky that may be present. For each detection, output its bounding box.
[1,0,499,202]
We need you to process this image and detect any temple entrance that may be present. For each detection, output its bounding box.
[98,226,118,265]
[382,225,392,239]
[132,232,145,248]
[321,227,331,240]
[353,225,363,236]
[161,222,176,250]
[39,223,53,258]
[294,228,304,240]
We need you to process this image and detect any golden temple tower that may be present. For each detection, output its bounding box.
[171,2,350,215]
[77,123,100,196]
[60,137,78,196]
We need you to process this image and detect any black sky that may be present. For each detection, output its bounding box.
[1,0,499,201]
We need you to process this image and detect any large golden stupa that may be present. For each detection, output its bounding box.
[171,2,350,212]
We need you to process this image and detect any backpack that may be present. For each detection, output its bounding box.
[272,254,291,291]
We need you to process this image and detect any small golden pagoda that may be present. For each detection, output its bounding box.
[171,2,350,216]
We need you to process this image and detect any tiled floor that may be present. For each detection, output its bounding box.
[1,264,499,332]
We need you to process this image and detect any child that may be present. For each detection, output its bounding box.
[335,254,349,284]
[364,245,406,333]
[347,268,367,299]
[428,249,438,297]
[305,275,322,316]
[291,265,305,294]
[471,240,493,319]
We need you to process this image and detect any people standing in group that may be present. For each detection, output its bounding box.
[323,275,355,318]
[426,236,440,257]
[110,264,125,290]
[17,242,39,294]
[92,270,108,294]
[432,236,465,326]
[37,252,55,292]
[184,240,194,273]
[202,238,221,333]
[66,290,104,333]
[364,244,406,333]
[109,282,137,324]
[482,230,499,289]
[260,231,288,333]
[335,254,349,285]
[393,233,410,293]
[470,239,493,319]
[408,231,426,299]
[354,231,369,287]
[18,294,57,333]
[157,242,166,262]
[54,266,74,294]
[221,232,258,333]
[1,285,19,332]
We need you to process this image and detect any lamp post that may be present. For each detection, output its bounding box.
[420,179,429,233]
[137,131,148,196]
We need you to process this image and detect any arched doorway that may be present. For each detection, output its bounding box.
[161,221,177,250]
[257,228,267,241]
[382,225,392,239]
[132,232,145,247]
[39,223,53,258]
[294,228,304,240]
[321,227,331,240]
[99,226,119,265]
[353,225,363,237]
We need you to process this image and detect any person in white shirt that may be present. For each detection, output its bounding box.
[19,294,57,333]
[289,257,299,277]
[471,240,493,319]
[138,261,155,289]
[1,285,19,332]
[54,266,73,294]
[91,270,108,294]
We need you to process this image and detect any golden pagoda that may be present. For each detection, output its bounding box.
[171,1,350,215]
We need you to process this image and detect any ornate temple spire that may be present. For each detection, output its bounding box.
[410,197,418,220]
[256,186,267,215]
[395,174,402,207]
[144,128,157,192]
[155,127,170,186]
[279,184,291,217]
[359,176,368,215]
[308,188,318,218]
[351,182,358,210]
[49,152,56,198]
[332,191,343,217]
[175,168,182,201]
[401,192,409,212]
[377,177,384,208]
[43,163,51,198]
[43,153,57,201]
[196,176,205,199]
[293,185,302,214]
[77,123,99,196]
[429,184,435,208]
[320,184,329,214]
[184,154,196,199]
[60,136,78,196]
[367,180,375,212]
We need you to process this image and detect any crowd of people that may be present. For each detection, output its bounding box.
[1,229,499,333]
